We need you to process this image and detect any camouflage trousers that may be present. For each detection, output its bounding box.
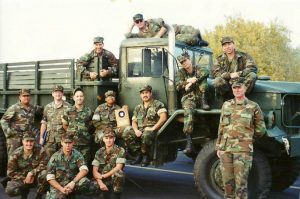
[46,177,98,199]
[213,72,257,95]
[6,170,48,197]
[92,170,125,193]
[44,131,64,158]
[6,136,22,157]
[220,152,253,199]
[74,145,91,165]
[122,126,155,154]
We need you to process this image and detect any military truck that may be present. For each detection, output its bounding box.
[1,26,300,198]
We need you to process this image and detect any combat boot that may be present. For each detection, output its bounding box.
[201,93,210,110]
[130,153,143,165]
[141,154,150,167]
[183,134,194,154]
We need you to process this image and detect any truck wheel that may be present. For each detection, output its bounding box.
[270,157,300,191]
[194,140,271,199]
[0,128,8,176]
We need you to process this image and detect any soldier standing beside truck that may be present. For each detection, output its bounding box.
[175,52,210,154]
[215,81,266,199]
[77,37,118,81]
[39,85,70,157]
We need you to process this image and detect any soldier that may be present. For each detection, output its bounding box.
[125,13,168,38]
[172,24,208,46]
[46,133,96,199]
[6,132,48,199]
[215,80,266,199]
[77,36,118,81]
[1,89,37,156]
[62,88,93,164]
[212,36,257,100]
[92,127,126,199]
[123,85,167,167]
[92,90,127,147]
[175,52,210,154]
[39,85,70,157]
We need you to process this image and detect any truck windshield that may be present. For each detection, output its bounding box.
[127,47,167,77]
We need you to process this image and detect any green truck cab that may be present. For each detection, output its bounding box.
[1,27,300,198]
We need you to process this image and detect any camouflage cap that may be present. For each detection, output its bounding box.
[52,85,64,92]
[231,79,245,88]
[221,36,234,45]
[177,52,190,63]
[73,87,84,95]
[61,132,74,143]
[105,90,116,98]
[133,13,143,21]
[103,127,115,137]
[23,131,35,141]
[19,89,31,96]
[139,84,152,93]
[93,36,104,44]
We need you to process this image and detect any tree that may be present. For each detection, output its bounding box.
[203,16,300,81]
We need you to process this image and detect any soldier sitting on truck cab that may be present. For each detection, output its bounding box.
[77,36,118,81]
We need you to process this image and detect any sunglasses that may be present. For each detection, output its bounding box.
[135,19,143,24]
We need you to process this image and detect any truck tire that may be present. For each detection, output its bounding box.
[270,157,300,191]
[0,127,8,177]
[194,140,271,199]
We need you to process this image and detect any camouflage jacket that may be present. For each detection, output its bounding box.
[41,101,70,136]
[132,99,167,129]
[47,148,87,186]
[7,145,48,181]
[1,102,36,139]
[216,98,266,152]
[175,66,209,96]
[125,18,167,38]
[77,49,118,80]
[92,103,121,130]
[62,105,93,145]
[212,50,257,80]
[92,145,125,175]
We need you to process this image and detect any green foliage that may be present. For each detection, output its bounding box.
[203,16,300,81]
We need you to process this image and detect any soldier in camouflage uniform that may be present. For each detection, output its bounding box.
[123,85,167,167]
[92,90,127,147]
[46,133,96,199]
[40,85,70,157]
[92,127,126,199]
[215,81,266,199]
[77,36,118,81]
[175,52,210,154]
[1,89,38,156]
[172,24,208,46]
[6,132,48,199]
[212,36,257,100]
[125,13,168,38]
[62,88,93,164]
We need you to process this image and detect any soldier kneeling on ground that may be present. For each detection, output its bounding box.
[5,132,48,199]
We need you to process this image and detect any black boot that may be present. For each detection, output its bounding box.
[183,134,194,154]
[141,154,150,167]
[130,153,143,165]
[0,176,10,188]
[201,93,210,110]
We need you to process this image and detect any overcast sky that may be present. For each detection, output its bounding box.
[0,0,299,63]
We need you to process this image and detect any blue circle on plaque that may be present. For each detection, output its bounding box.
[119,111,125,118]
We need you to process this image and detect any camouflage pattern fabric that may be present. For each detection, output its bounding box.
[173,24,201,46]
[6,145,48,196]
[0,102,37,156]
[216,98,266,198]
[62,105,93,163]
[46,148,97,198]
[220,152,253,199]
[175,66,209,134]
[92,103,121,145]
[77,49,118,81]
[125,18,167,38]
[212,51,257,94]
[42,101,70,157]
[123,99,166,153]
[92,145,126,193]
